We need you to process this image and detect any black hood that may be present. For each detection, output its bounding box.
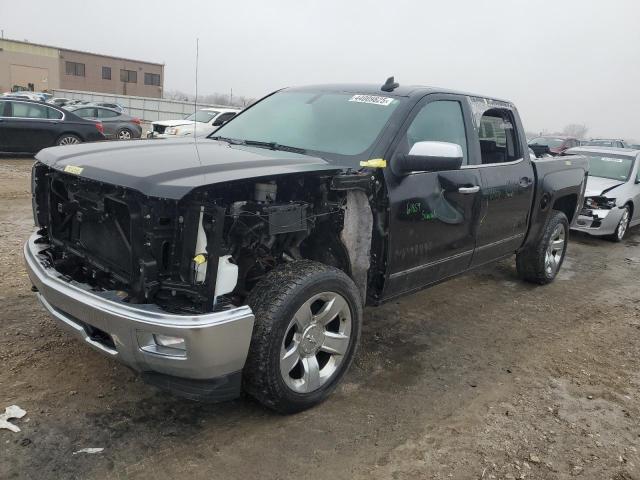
[35,138,342,199]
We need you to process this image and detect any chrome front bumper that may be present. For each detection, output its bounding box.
[24,232,255,384]
[572,207,624,236]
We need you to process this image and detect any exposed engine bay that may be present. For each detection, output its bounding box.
[31,163,377,314]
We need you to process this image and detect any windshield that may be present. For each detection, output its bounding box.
[185,110,219,123]
[211,90,402,165]
[584,140,616,147]
[529,137,565,148]
[586,155,634,181]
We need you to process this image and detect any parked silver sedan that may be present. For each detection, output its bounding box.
[65,105,142,140]
[567,147,640,241]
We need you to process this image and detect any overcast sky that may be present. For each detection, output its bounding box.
[1,0,639,139]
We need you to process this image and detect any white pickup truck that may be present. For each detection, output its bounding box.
[148,107,240,139]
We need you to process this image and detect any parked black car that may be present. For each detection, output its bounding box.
[0,98,105,154]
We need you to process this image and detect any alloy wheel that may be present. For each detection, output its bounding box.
[280,292,352,394]
[544,224,566,276]
[617,208,630,240]
[58,136,80,145]
[118,129,132,140]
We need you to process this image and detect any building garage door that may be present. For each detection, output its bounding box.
[10,64,50,92]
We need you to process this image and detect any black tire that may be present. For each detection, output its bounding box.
[56,134,82,146]
[605,205,631,242]
[117,128,133,140]
[516,210,569,285]
[243,260,362,414]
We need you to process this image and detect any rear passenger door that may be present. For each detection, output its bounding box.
[96,108,120,138]
[4,101,64,153]
[469,101,535,266]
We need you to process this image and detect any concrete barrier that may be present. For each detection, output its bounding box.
[52,89,232,122]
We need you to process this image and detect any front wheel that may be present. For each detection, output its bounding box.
[243,260,362,413]
[606,205,631,242]
[516,210,569,285]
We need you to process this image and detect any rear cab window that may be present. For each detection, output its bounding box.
[469,96,522,165]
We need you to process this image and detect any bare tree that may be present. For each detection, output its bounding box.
[562,124,589,139]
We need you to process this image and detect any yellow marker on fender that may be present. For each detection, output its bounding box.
[64,165,83,175]
[359,158,387,168]
[193,254,207,265]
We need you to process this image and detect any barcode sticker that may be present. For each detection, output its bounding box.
[349,94,394,106]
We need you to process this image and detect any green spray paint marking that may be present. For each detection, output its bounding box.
[405,201,435,221]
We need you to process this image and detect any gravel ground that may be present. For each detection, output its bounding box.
[1,156,639,480]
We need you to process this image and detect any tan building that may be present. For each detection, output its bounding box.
[0,38,164,98]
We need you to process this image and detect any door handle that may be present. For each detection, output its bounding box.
[458,186,480,194]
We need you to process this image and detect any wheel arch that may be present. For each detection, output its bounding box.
[552,193,579,224]
[301,189,373,305]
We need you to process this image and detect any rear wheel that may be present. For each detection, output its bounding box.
[243,260,362,413]
[117,128,133,140]
[56,134,81,146]
[606,205,630,242]
[516,210,569,284]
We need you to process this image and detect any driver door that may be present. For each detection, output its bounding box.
[382,94,483,299]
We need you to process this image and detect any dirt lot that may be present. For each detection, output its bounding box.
[1,157,639,480]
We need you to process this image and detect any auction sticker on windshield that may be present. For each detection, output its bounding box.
[349,94,394,106]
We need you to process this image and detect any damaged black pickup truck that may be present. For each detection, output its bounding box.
[25,80,588,413]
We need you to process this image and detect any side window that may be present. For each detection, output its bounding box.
[11,102,49,119]
[74,108,96,118]
[401,100,468,165]
[478,108,521,164]
[46,107,63,120]
[0,101,8,117]
[97,108,119,119]
[213,112,236,126]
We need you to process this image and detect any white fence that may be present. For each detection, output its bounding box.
[52,89,232,122]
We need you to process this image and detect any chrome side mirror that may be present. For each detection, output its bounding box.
[396,141,464,174]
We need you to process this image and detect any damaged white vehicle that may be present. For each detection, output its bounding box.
[568,147,640,241]
[148,107,240,139]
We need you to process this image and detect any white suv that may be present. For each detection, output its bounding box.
[148,107,240,139]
